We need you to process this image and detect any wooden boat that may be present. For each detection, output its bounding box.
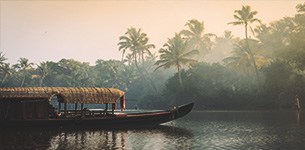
[0,87,193,128]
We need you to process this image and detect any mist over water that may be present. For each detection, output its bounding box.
[1,111,305,150]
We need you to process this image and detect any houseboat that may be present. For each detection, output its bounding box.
[0,87,193,128]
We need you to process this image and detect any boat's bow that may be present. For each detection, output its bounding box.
[170,103,194,119]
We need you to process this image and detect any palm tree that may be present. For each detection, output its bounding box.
[118,27,155,67]
[0,52,9,86]
[207,30,236,63]
[37,61,51,86]
[0,63,12,86]
[155,34,199,89]
[223,39,268,76]
[138,37,155,63]
[57,59,92,87]
[13,58,34,87]
[123,54,134,66]
[0,52,7,66]
[223,41,253,74]
[223,30,234,40]
[180,19,215,61]
[118,27,157,93]
[228,5,261,82]
[296,3,305,13]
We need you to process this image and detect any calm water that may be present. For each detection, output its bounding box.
[1,111,305,150]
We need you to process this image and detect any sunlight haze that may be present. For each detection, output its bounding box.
[0,0,302,65]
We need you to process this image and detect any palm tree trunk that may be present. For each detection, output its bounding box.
[1,74,7,86]
[134,54,139,70]
[248,48,260,82]
[121,52,125,62]
[138,53,141,64]
[245,23,260,83]
[142,66,158,93]
[39,76,45,87]
[177,65,184,89]
[134,53,158,94]
[21,74,25,87]
[141,51,145,63]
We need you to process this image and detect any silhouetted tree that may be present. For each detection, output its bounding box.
[228,5,261,82]
[13,58,34,87]
[155,34,198,89]
[180,19,215,61]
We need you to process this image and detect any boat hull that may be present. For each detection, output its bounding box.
[0,103,194,128]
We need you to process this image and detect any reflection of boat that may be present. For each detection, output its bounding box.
[0,87,193,128]
[0,124,194,149]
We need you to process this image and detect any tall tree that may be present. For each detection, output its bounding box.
[254,4,305,71]
[37,61,52,86]
[123,54,134,66]
[118,27,157,93]
[180,19,215,61]
[0,63,12,86]
[0,52,9,86]
[94,59,138,90]
[228,5,261,82]
[255,19,294,59]
[13,58,34,87]
[206,30,236,63]
[155,34,199,89]
[223,39,268,76]
[56,59,92,87]
[118,27,155,66]
[296,3,305,13]
[0,52,7,66]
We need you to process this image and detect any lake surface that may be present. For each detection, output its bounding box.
[1,111,305,150]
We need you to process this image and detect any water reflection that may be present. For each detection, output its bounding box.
[0,125,193,150]
[180,111,305,150]
[0,128,56,149]
[296,111,301,126]
[1,111,305,149]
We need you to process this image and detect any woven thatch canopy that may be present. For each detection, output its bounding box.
[0,87,125,104]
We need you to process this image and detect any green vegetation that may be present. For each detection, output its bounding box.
[155,34,198,89]
[228,5,262,85]
[1,4,305,110]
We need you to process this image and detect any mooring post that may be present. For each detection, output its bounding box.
[112,103,115,115]
[64,103,67,116]
[75,103,78,115]
[105,104,108,115]
[81,103,84,117]
[58,102,61,113]
[296,95,301,112]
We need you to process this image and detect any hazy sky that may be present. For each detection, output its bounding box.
[0,0,303,65]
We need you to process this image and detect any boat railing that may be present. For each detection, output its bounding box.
[87,109,106,116]
[56,109,112,118]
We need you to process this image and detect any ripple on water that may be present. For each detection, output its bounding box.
[1,111,305,149]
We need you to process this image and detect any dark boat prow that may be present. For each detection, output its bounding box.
[175,102,194,118]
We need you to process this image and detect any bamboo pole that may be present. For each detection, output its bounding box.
[81,103,84,117]
[64,103,67,116]
[58,102,61,112]
[105,104,108,114]
[75,103,78,115]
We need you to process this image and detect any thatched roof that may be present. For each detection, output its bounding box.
[0,87,125,104]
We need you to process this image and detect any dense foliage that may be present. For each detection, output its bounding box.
[1,3,305,110]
